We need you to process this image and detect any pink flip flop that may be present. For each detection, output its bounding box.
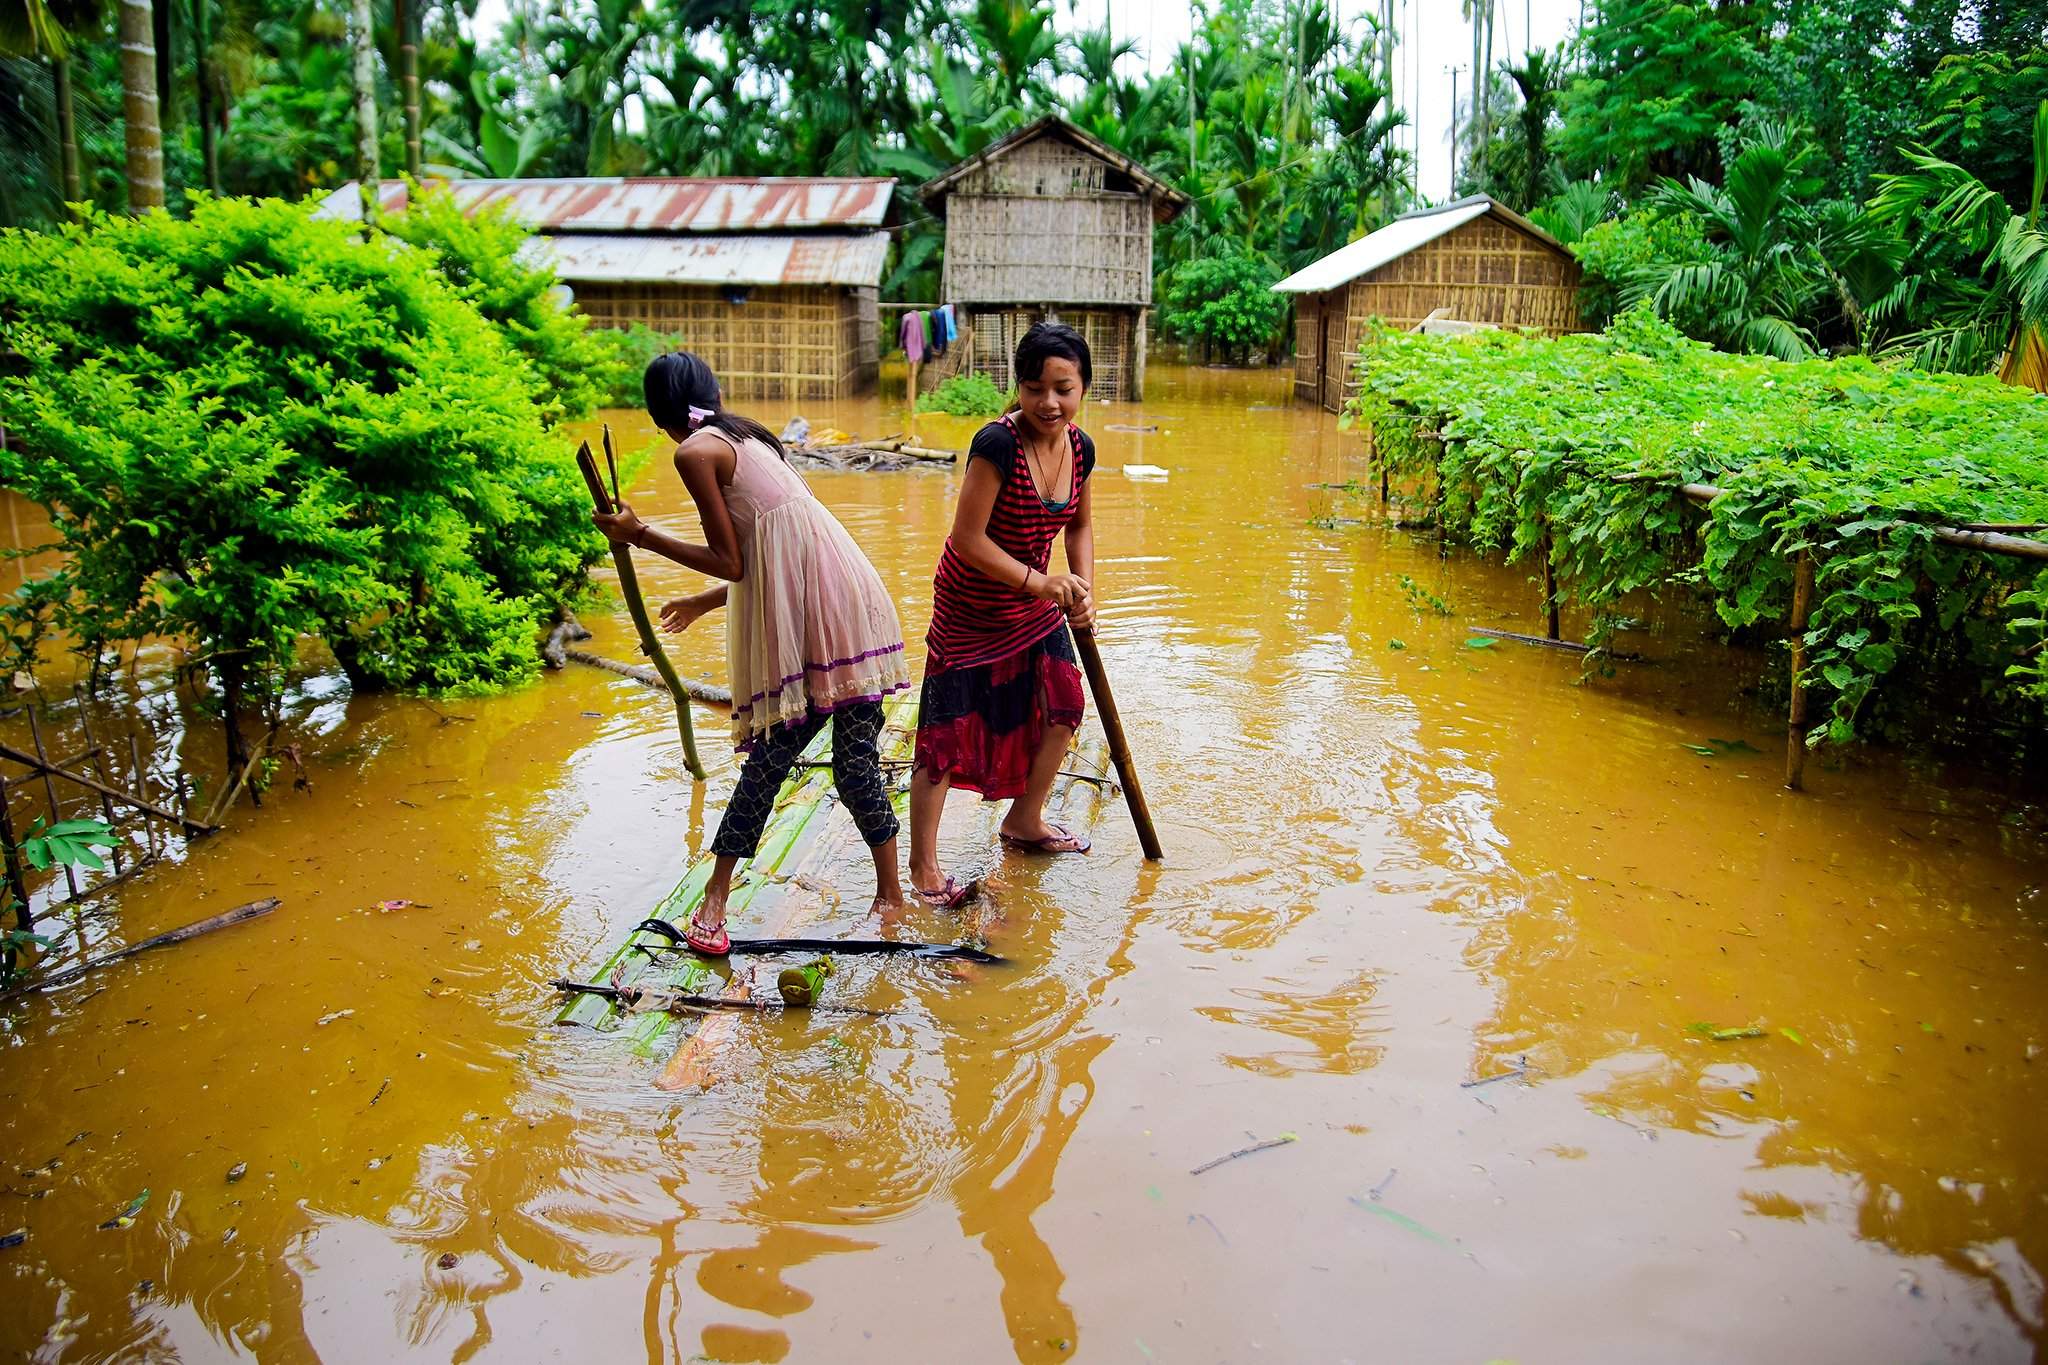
[683,912,730,955]
[912,877,978,910]
[1000,824,1091,855]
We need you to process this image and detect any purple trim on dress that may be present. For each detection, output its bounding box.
[730,641,908,717]
[733,680,914,752]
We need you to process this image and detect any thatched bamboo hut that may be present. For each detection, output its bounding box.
[320,177,895,403]
[1274,196,1584,412]
[919,117,1188,402]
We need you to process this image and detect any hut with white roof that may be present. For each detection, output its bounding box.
[1273,196,1583,412]
[320,177,895,403]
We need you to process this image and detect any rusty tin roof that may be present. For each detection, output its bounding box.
[318,177,896,232]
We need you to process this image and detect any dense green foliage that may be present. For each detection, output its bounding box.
[916,371,1009,416]
[1162,251,1286,362]
[0,197,598,721]
[378,186,612,424]
[583,320,682,408]
[1350,310,2048,748]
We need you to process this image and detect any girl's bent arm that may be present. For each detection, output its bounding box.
[591,435,744,581]
[1062,479,1096,629]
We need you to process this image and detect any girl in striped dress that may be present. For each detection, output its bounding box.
[907,322,1097,908]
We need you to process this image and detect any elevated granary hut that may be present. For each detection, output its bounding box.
[920,117,1189,402]
[319,177,895,403]
[1274,195,1584,413]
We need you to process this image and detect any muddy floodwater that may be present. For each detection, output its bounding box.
[2,366,2045,1363]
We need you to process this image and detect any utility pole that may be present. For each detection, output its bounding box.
[1446,64,1460,195]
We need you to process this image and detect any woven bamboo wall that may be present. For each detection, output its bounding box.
[965,305,1139,402]
[1294,216,1584,413]
[573,284,874,403]
[940,133,1155,306]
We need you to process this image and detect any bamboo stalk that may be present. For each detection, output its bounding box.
[0,793,30,932]
[0,741,214,836]
[1072,629,1163,861]
[1785,550,1815,791]
[575,435,707,781]
[1539,525,1561,642]
[0,897,281,1003]
[24,711,77,899]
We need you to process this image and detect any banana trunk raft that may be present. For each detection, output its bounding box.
[554,694,1116,1088]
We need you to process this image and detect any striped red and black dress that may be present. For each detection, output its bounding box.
[915,415,1094,798]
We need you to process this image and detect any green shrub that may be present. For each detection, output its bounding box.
[379,185,614,424]
[916,371,1010,416]
[0,196,599,724]
[1161,251,1287,362]
[1569,209,1715,330]
[585,322,686,409]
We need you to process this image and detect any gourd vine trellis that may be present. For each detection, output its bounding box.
[1344,309,2048,789]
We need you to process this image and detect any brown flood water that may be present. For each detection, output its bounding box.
[2,366,2045,1363]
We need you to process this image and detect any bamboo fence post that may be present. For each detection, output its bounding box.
[129,736,158,860]
[1071,628,1163,861]
[575,437,708,782]
[1785,550,1815,791]
[1539,524,1561,642]
[72,687,123,876]
[24,710,78,900]
[0,793,30,931]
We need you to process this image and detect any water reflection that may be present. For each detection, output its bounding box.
[0,366,2043,1361]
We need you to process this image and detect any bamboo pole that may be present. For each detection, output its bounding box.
[0,793,30,932]
[1785,549,1815,791]
[1072,629,1163,861]
[1539,524,1560,642]
[0,897,280,1003]
[0,741,214,835]
[24,711,78,900]
[574,437,708,781]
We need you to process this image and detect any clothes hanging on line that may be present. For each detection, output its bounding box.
[899,309,925,364]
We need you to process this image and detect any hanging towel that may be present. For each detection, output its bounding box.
[920,311,935,353]
[899,309,925,363]
[931,305,949,358]
[936,304,957,350]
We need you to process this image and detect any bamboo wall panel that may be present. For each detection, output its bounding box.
[942,193,1155,306]
[1298,217,1585,412]
[963,305,1140,402]
[574,284,875,403]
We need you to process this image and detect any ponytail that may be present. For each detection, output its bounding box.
[643,350,788,460]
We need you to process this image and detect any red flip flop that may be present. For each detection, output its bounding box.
[1000,824,1091,855]
[683,912,730,955]
[911,877,978,910]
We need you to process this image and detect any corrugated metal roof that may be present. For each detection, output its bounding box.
[518,232,890,287]
[1272,196,1572,295]
[316,176,895,231]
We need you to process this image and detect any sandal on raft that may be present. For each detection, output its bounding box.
[911,877,977,910]
[683,912,730,956]
[1001,824,1091,855]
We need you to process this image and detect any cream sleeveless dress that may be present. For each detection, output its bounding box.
[710,431,910,749]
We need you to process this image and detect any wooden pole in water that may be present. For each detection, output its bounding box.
[1785,549,1815,791]
[1072,628,1163,861]
[574,435,708,781]
[1539,524,1561,642]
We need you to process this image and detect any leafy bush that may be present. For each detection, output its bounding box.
[1162,252,1287,363]
[0,196,600,731]
[584,321,685,408]
[916,371,1009,416]
[1349,308,2048,748]
[379,185,612,424]
[1570,208,1715,330]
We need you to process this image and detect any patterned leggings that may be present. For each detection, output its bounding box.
[711,701,899,859]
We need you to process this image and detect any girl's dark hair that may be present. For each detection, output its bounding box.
[643,350,786,459]
[1014,321,1092,391]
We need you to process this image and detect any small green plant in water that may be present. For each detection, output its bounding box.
[1397,574,1455,617]
[916,372,1009,416]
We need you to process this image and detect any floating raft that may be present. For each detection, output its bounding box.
[555,693,1116,1084]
